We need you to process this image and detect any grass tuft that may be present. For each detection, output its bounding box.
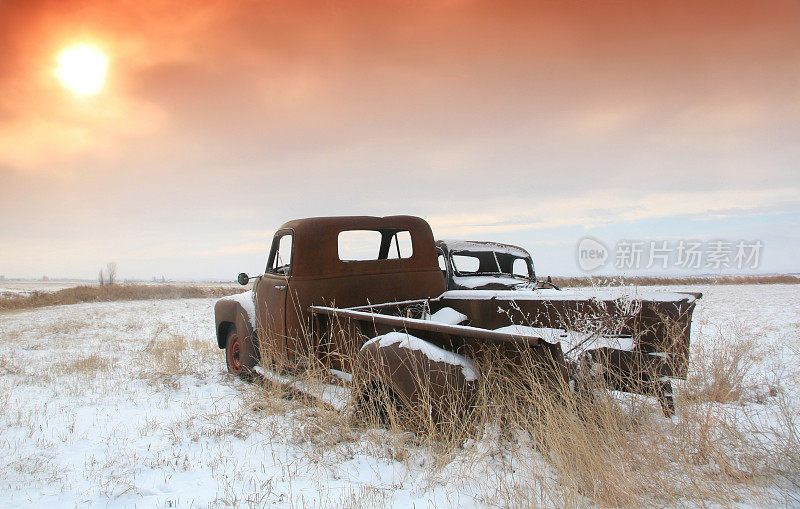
[57,354,110,375]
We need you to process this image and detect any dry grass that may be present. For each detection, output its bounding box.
[56,354,110,376]
[774,394,800,495]
[0,284,242,311]
[0,356,23,376]
[237,312,799,507]
[141,329,199,386]
[683,334,762,403]
[146,331,190,371]
[554,274,800,287]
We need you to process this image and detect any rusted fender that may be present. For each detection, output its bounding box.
[354,332,478,427]
[214,291,257,349]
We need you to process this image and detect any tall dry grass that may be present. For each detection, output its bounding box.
[683,334,762,403]
[237,308,799,507]
[0,284,242,311]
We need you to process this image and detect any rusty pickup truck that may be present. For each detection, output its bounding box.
[214,216,700,416]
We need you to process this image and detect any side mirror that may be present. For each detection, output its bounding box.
[237,272,250,286]
[544,275,561,290]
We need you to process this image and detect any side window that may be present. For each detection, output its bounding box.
[268,233,293,275]
[513,258,530,278]
[437,252,447,277]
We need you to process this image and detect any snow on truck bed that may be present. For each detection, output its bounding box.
[0,284,798,507]
[442,286,698,303]
[424,306,468,325]
[493,324,636,354]
[362,331,478,381]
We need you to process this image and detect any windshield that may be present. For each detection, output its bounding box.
[450,250,534,280]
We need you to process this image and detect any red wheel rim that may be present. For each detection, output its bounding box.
[227,333,242,374]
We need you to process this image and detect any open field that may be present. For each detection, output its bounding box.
[1,285,799,507]
[0,281,241,297]
[0,283,242,311]
[0,281,95,296]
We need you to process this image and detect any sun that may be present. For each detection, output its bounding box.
[56,44,109,96]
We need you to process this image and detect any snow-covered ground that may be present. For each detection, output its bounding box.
[0,285,798,507]
[0,281,92,298]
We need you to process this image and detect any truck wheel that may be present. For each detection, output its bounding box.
[225,324,257,378]
[355,380,402,424]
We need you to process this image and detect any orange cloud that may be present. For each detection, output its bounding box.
[0,0,798,277]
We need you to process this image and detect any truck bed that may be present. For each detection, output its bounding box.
[310,286,699,379]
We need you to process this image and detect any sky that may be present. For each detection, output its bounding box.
[1,0,798,280]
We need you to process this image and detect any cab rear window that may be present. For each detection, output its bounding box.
[338,229,413,261]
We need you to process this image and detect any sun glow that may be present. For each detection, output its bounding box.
[56,44,108,96]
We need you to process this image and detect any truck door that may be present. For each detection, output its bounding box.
[255,229,293,366]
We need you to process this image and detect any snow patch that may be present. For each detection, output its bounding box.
[424,307,468,325]
[590,335,636,352]
[493,325,569,344]
[439,239,530,258]
[254,365,350,411]
[452,275,533,289]
[492,324,636,355]
[443,287,697,304]
[362,332,478,381]
[328,368,353,383]
[219,290,257,329]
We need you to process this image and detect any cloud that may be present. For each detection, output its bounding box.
[427,187,800,236]
[0,0,798,277]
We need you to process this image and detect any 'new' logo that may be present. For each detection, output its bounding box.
[576,237,609,271]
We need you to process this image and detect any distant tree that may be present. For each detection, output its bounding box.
[106,262,118,285]
[98,269,105,286]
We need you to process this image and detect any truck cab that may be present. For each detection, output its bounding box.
[436,239,536,290]
[215,216,446,371]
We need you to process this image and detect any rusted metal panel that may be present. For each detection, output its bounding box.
[437,290,698,379]
[279,215,442,279]
[254,216,447,365]
[310,305,543,346]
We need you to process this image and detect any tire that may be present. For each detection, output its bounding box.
[355,380,402,425]
[225,324,257,378]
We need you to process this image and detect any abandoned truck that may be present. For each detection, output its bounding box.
[214,216,701,417]
[436,239,560,291]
